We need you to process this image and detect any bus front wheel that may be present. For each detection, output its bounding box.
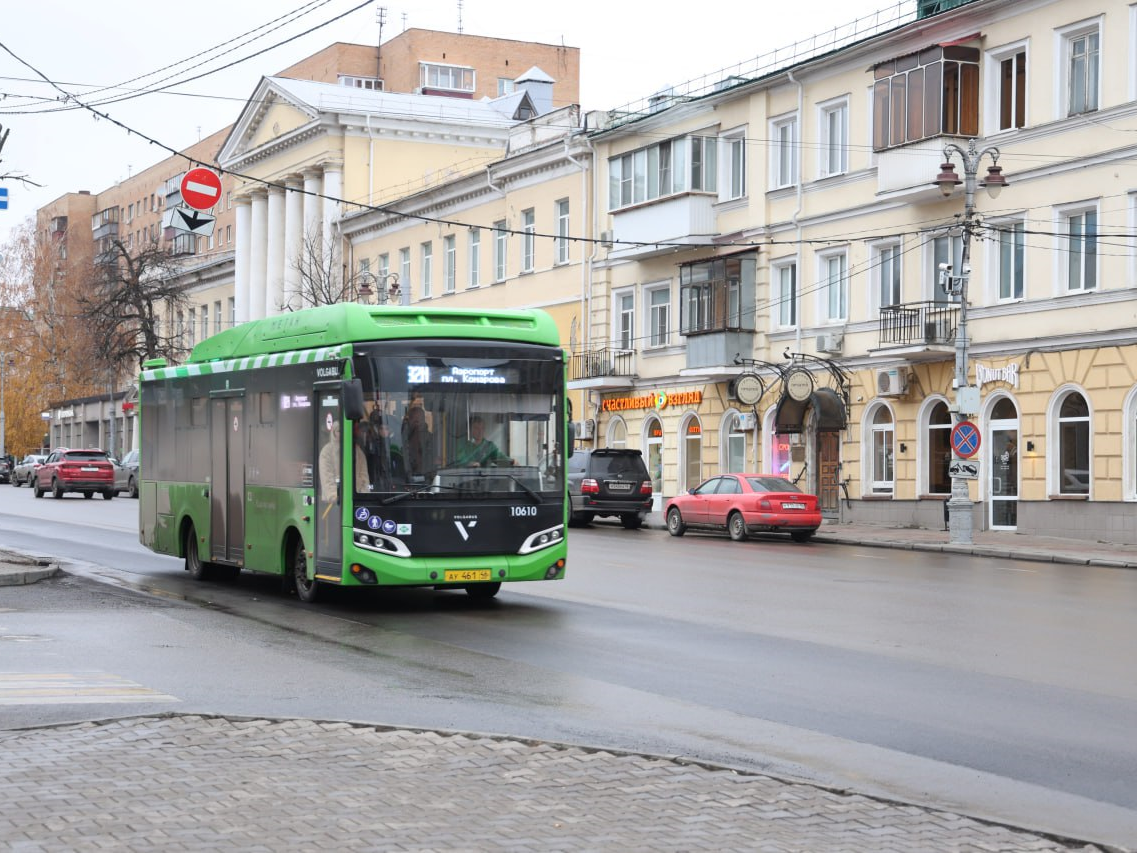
[465,582,501,600]
[292,539,319,603]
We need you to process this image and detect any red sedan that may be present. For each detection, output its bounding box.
[665,474,821,542]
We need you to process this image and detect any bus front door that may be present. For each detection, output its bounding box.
[314,388,343,574]
[210,393,245,563]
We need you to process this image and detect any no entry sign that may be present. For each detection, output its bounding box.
[180,168,223,211]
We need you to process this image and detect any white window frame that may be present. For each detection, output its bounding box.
[1048,385,1093,496]
[984,40,1029,135]
[992,218,1025,301]
[771,259,797,329]
[721,410,748,474]
[1123,384,1137,500]
[645,282,671,348]
[1055,18,1102,118]
[871,240,902,311]
[1056,201,1099,293]
[769,114,799,190]
[818,97,849,178]
[817,248,848,323]
[614,289,635,350]
[719,126,747,201]
[399,248,411,299]
[555,199,570,264]
[467,229,480,288]
[420,62,475,93]
[929,232,964,303]
[865,403,896,496]
[420,241,433,298]
[492,221,507,282]
[443,235,456,294]
[521,208,535,273]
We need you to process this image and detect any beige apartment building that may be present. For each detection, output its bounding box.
[574,0,1137,542]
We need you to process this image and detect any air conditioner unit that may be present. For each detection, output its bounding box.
[816,332,844,354]
[737,412,758,431]
[572,419,595,441]
[599,230,614,248]
[876,367,908,396]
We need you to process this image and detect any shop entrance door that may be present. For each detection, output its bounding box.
[817,431,840,515]
[988,420,1019,530]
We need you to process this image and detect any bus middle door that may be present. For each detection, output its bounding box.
[209,391,245,564]
[314,386,344,575]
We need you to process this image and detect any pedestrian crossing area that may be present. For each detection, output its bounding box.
[0,672,179,705]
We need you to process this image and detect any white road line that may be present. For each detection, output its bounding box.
[0,672,179,705]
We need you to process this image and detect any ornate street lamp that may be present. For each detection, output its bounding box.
[932,139,1009,545]
[355,272,401,305]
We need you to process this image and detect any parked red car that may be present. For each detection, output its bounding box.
[665,474,821,542]
[32,448,116,500]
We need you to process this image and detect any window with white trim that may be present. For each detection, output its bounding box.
[926,400,952,495]
[399,248,411,298]
[646,284,671,347]
[1061,206,1097,292]
[998,47,1027,130]
[818,250,848,322]
[724,413,747,473]
[772,260,797,328]
[1060,23,1100,116]
[1056,391,1090,494]
[931,233,963,303]
[492,221,507,282]
[521,208,535,273]
[869,405,895,494]
[420,241,433,298]
[819,98,848,178]
[874,242,902,308]
[443,235,456,294]
[467,230,480,288]
[607,134,717,211]
[770,115,798,189]
[720,128,747,201]
[555,199,570,264]
[997,221,1025,300]
[614,290,634,350]
[420,62,474,93]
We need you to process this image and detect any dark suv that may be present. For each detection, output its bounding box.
[567,448,653,529]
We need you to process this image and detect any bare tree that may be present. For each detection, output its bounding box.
[282,225,396,311]
[0,124,42,188]
[78,238,192,372]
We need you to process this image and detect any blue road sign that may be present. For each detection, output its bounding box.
[951,420,981,459]
[0,187,8,210]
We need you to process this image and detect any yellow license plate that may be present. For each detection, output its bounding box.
[445,569,492,582]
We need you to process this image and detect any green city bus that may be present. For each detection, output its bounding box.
[138,303,568,602]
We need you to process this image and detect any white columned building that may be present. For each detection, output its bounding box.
[233,197,252,326]
[248,189,268,322]
[283,175,304,311]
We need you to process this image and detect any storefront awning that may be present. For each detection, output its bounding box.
[774,387,847,434]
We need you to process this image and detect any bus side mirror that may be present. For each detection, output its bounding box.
[343,379,366,421]
[568,420,576,446]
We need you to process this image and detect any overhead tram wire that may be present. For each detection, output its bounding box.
[0,0,338,114]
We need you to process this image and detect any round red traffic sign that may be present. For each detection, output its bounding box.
[950,420,981,459]
[180,167,223,211]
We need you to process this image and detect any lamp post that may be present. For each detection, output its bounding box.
[933,138,1008,545]
[355,272,401,305]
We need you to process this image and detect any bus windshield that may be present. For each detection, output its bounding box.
[352,343,564,500]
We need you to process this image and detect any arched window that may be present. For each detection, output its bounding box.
[765,406,792,477]
[682,416,703,491]
[1057,391,1090,495]
[607,417,627,449]
[868,405,894,494]
[927,400,951,495]
[644,416,664,496]
[1124,386,1137,501]
[723,411,747,472]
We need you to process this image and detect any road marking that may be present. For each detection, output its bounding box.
[0,672,179,705]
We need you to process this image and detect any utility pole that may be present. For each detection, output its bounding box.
[933,139,1008,545]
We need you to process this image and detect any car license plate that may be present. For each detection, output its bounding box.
[782,502,806,510]
[444,569,492,582]
[81,466,99,472]
[607,482,632,491]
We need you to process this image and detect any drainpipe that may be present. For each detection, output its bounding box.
[787,69,805,355]
[563,130,595,359]
[365,114,376,207]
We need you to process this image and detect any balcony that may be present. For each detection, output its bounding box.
[873,300,958,362]
[567,348,635,390]
[608,193,717,261]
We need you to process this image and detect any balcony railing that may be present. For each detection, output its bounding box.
[879,301,959,347]
[568,348,634,382]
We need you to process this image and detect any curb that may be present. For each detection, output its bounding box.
[0,553,60,587]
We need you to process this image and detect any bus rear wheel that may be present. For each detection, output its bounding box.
[465,582,501,600]
[291,539,319,603]
[184,524,212,581]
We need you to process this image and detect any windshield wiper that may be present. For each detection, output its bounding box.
[380,483,463,505]
[502,474,543,504]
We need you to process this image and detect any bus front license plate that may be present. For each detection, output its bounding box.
[445,570,492,582]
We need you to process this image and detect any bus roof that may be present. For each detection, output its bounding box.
[187,303,560,364]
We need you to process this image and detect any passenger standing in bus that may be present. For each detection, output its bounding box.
[402,404,435,482]
[371,420,404,491]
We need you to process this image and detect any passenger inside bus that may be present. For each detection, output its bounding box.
[451,415,513,467]
[402,403,437,483]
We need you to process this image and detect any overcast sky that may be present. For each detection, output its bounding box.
[0,0,896,234]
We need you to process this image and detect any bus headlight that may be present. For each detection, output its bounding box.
[518,525,565,555]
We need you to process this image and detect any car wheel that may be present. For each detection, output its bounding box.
[791,530,815,543]
[291,536,318,603]
[52,479,64,499]
[620,514,643,530]
[103,490,114,500]
[83,492,94,499]
[666,507,686,537]
[184,523,212,581]
[728,511,748,542]
[11,475,19,487]
[33,478,43,499]
[129,476,138,499]
[465,582,501,600]
[568,511,593,527]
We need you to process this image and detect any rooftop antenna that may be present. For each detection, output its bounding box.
[376,6,386,82]
[401,11,407,31]
[457,0,463,33]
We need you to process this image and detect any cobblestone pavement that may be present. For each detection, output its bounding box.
[0,714,1107,853]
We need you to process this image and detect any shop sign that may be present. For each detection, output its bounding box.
[601,390,703,412]
[784,368,814,402]
[975,362,1019,388]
